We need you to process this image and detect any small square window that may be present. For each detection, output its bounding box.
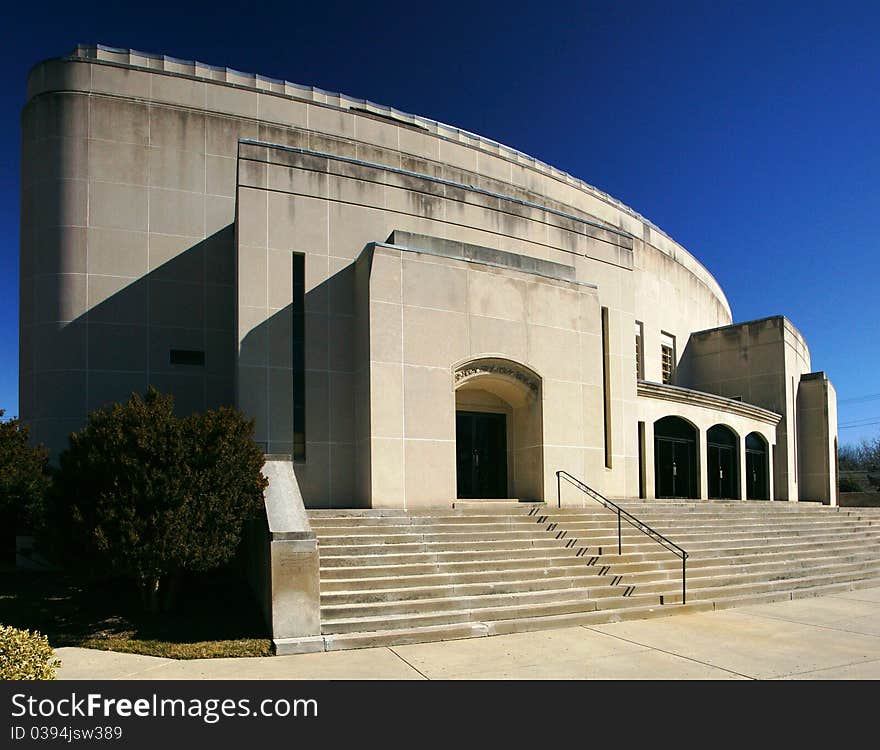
[170,349,205,367]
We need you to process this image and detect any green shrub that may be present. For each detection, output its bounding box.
[839,477,864,493]
[0,410,51,529]
[53,388,268,613]
[0,624,61,679]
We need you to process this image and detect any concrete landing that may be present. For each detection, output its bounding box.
[54,585,880,680]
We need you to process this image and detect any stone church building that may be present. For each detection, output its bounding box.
[19,45,841,646]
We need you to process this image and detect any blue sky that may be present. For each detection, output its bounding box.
[1,1,878,445]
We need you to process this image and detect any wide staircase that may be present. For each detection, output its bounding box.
[307,497,880,650]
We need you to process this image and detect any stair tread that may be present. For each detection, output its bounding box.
[303,501,880,644]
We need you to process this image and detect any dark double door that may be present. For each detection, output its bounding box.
[746,448,769,500]
[456,411,508,499]
[708,444,736,499]
[655,437,697,499]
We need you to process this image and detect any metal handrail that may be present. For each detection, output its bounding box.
[556,470,688,604]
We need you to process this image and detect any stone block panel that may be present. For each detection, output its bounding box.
[404,438,456,506]
[403,366,454,440]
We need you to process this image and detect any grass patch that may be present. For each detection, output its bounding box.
[77,637,272,659]
[0,569,273,659]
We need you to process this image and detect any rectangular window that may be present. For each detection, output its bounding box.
[293,253,306,460]
[661,346,673,384]
[660,332,676,385]
[638,421,646,499]
[635,321,644,380]
[601,307,612,469]
[170,349,205,367]
[791,376,797,484]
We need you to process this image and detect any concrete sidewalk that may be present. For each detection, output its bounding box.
[54,586,880,680]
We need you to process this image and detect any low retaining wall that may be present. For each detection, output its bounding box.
[246,458,321,648]
[839,492,880,508]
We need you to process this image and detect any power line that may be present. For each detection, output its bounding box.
[840,420,880,430]
[840,415,880,424]
[840,417,880,426]
[839,393,880,404]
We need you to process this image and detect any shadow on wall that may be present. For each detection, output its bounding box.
[236,258,360,509]
[26,226,236,458]
[28,232,362,505]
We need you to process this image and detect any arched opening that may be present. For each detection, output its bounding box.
[453,358,543,500]
[745,432,770,500]
[654,416,698,499]
[707,424,740,499]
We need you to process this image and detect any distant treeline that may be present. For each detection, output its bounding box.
[839,436,880,471]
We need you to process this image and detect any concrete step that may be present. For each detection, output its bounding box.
[310,516,876,538]
[536,517,880,533]
[321,551,880,604]
[320,551,603,578]
[311,519,879,542]
[305,500,880,648]
[651,557,880,594]
[545,508,841,521]
[309,505,544,518]
[308,601,710,651]
[318,540,578,565]
[317,538,574,555]
[315,574,880,649]
[316,529,571,546]
[322,566,880,635]
[318,534,880,569]
[321,571,630,606]
[318,536,880,578]
[552,527,880,548]
[319,558,649,591]
[322,584,612,620]
[594,533,880,559]
[661,566,880,605]
[321,566,612,605]
[617,549,880,585]
[309,504,838,522]
[310,516,543,530]
[322,596,600,633]
[585,512,879,525]
[586,539,880,567]
[320,588,673,634]
[535,529,880,551]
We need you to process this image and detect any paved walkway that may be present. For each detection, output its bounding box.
[55,586,880,680]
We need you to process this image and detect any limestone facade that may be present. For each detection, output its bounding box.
[20,44,837,508]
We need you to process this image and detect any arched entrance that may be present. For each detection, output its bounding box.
[453,358,543,501]
[654,416,698,499]
[745,432,770,500]
[707,424,739,499]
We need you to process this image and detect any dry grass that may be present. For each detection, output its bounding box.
[0,569,273,659]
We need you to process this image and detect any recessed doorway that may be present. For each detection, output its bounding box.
[654,416,698,499]
[453,357,544,501]
[456,411,508,499]
[745,432,770,500]
[707,424,739,499]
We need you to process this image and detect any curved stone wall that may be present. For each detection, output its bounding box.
[21,44,739,504]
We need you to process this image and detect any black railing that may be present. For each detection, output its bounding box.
[556,470,688,604]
